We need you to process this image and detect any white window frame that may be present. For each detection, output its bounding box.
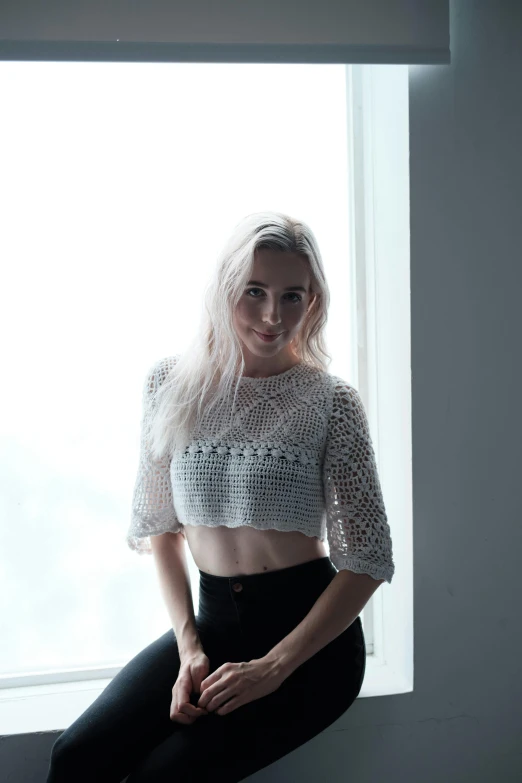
[347,63,412,697]
[0,62,413,735]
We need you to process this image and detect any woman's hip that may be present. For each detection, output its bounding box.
[195,555,365,668]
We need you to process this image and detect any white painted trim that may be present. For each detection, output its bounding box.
[0,651,412,736]
[348,62,413,695]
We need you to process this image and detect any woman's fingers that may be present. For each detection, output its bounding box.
[179,702,209,718]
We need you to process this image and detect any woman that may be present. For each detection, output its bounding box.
[46,211,395,782]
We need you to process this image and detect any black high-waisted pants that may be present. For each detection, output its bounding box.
[46,556,366,782]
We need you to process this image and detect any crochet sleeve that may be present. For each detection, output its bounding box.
[323,381,395,584]
[126,357,183,554]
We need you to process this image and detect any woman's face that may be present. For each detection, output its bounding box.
[233,248,316,365]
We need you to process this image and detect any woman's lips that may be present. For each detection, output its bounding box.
[253,330,282,342]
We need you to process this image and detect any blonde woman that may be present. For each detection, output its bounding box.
[46,211,395,782]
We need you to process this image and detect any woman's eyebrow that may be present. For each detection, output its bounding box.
[247,280,307,293]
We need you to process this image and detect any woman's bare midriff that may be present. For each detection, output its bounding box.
[181,523,328,576]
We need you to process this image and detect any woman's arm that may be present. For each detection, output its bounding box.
[150,531,203,660]
[263,569,383,677]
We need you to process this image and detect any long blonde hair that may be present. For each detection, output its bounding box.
[149,210,332,459]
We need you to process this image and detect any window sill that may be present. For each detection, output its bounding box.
[0,655,411,736]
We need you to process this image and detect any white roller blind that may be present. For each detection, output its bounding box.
[0,0,450,63]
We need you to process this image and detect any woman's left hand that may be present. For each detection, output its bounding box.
[192,657,287,716]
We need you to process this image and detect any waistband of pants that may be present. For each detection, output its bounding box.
[198,555,336,600]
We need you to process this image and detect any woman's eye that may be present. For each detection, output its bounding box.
[246,288,302,303]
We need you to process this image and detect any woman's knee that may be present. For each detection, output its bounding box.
[46,731,78,780]
[46,727,100,782]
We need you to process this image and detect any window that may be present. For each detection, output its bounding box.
[0,62,411,734]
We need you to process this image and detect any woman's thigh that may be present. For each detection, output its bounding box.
[46,627,191,783]
[126,618,366,783]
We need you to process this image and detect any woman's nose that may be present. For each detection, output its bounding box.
[261,302,282,320]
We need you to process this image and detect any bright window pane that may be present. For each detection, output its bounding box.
[0,61,352,681]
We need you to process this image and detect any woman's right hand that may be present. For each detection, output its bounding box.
[170,649,211,724]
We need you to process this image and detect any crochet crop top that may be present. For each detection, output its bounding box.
[126,355,395,583]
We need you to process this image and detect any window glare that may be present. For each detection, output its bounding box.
[0,61,352,682]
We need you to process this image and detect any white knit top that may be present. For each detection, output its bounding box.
[127,355,395,583]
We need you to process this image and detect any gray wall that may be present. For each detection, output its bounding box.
[2,1,521,780]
